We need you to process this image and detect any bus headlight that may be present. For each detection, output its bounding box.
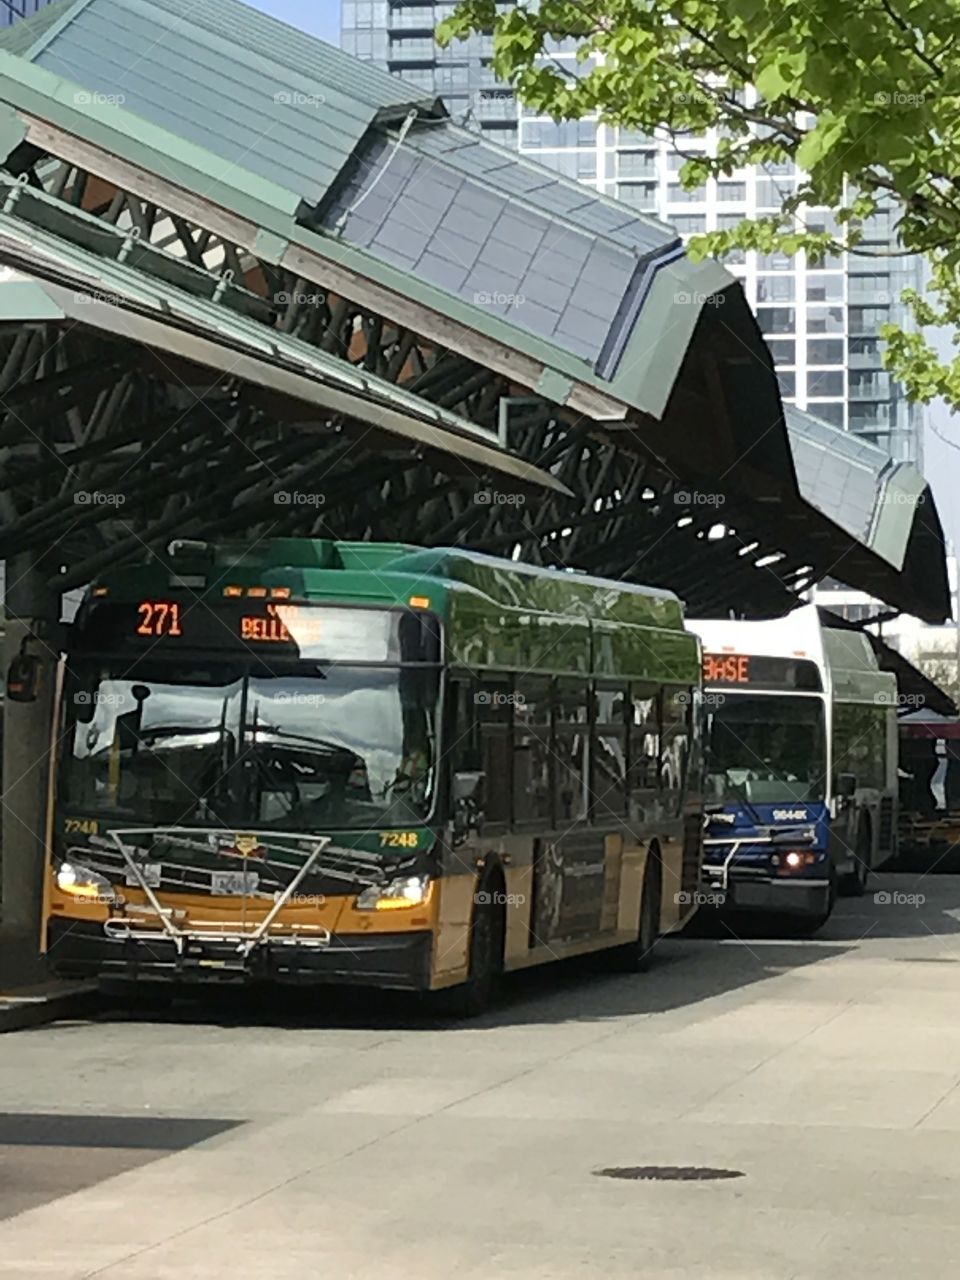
[771,851,818,875]
[56,861,120,904]
[356,874,430,911]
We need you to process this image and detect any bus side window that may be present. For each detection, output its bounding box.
[513,677,552,827]
[627,683,660,825]
[661,688,693,815]
[833,703,887,791]
[476,678,512,828]
[447,676,482,790]
[592,684,628,821]
[554,679,589,824]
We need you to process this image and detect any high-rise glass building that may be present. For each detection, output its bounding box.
[348,0,924,464]
[342,2,518,148]
[0,0,55,26]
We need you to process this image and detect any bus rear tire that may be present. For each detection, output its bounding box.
[431,885,505,1019]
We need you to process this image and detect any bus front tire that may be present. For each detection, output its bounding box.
[778,867,837,937]
[432,885,505,1019]
[615,849,661,973]
[839,823,871,898]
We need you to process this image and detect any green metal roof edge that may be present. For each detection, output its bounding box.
[0,48,741,421]
[0,51,301,222]
[286,223,735,417]
[613,257,732,417]
[869,463,927,570]
[0,276,67,321]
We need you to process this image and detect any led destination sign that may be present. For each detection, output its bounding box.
[703,653,750,684]
[239,607,292,644]
[73,600,439,665]
[702,652,822,692]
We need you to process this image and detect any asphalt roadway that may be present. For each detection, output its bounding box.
[2,871,960,1279]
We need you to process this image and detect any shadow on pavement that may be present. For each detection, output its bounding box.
[56,875,960,1034]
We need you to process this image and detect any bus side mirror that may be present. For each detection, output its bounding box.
[453,770,482,803]
[452,770,483,844]
[836,772,857,799]
[6,646,40,703]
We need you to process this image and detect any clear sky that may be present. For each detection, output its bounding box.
[250,0,340,45]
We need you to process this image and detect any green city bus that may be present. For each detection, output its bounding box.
[44,539,703,1014]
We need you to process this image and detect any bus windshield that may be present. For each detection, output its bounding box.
[61,660,439,831]
[704,692,827,805]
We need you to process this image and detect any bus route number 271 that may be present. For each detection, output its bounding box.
[136,600,183,638]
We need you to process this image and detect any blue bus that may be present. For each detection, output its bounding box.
[689,606,898,934]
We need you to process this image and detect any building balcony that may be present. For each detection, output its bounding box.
[387,46,438,65]
[847,350,885,370]
[849,386,892,402]
[388,19,437,36]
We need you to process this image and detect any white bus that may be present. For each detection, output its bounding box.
[689,605,898,932]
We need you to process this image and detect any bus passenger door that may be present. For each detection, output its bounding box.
[435,677,519,983]
[523,678,607,949]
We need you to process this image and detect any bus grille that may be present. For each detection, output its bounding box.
[69,844,283,899]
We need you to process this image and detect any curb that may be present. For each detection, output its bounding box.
[0,983,98,1033]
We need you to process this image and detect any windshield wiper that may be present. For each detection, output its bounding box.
[721,769,766,827]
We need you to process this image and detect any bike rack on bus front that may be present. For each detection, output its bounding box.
[702,840,741,893]
[101,827,382,958]
[703,825,818,892]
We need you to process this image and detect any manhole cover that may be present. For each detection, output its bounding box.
[595,1166,744,1182]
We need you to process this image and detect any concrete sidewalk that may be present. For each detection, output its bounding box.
[3,874,960,1277]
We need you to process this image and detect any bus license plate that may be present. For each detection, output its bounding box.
[210,871,259,896]
[125,863,162,888]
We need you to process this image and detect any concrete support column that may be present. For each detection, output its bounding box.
[0,554,60,964]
